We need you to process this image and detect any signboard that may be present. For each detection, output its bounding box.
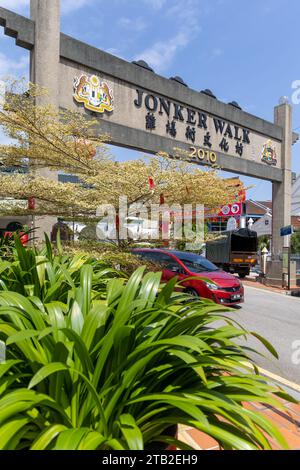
[280,225,294,237]
[218,202,242,217]
[59,67,283,169]
[204,202,242,219]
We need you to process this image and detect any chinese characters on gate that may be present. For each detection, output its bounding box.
[134,89,251,158]
[71,72,278,168]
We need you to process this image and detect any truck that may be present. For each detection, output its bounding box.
[205,228,258,278]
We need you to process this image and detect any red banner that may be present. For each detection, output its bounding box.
[28,197,35,210]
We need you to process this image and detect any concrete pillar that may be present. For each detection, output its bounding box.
[272,103,293,258]
[266,103,293,287]
[30,0,60,105]
[30,0,60,242]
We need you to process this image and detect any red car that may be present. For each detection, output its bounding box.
[132,249,244,305]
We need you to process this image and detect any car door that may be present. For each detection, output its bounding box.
[133,251,187,284]
[158,254,187,283]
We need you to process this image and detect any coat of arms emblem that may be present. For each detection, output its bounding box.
[261,140,277,166]
[73,74,114,113]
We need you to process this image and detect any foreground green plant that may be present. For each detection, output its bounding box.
[0,234,15,260]
[0,242,296,450]
[0,235,121,301]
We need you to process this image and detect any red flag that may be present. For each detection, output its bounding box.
[148,177,155,190]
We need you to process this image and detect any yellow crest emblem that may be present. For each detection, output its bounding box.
[73,74,114,113]
[261,140,277,166]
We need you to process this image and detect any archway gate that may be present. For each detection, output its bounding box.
[0,0,298,285]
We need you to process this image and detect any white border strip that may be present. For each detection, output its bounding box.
[243,361,300,393]
[257,366,300,393]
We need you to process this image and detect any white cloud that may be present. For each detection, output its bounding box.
[61,0,92,15]
[143,0,167,9]
[0,52,29,79]
[0,0,92,16]
[135,0,201,73]
[105,47,120,56]
[135,32,189,73]
[118,17,147,32]
[0,0,29,9]
[212,48,223,57]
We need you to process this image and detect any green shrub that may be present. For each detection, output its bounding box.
[291,231,300,254]
[0,245,295,450]
[0,235,121,301]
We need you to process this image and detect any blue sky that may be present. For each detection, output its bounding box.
[1,0,300,201]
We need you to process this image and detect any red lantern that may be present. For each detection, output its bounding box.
[20,233,29,246]
[148,177,155,190]
[28,197,35,210]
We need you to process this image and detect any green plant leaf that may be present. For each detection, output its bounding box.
[70,300,84,335]
[56,229,63,256]
[30,424,68,450]
[29,362,68,389]
[54,428,89,450]
[77,431,106,450]
[0,360,23,380]
[119,414,143,450]
[6,329,41,346]
[0,416,31,450]
[80,265,93,317]
[250,332,279,359]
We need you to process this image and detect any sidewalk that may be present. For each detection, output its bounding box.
[178,397,300,450]
[243,277,299,296]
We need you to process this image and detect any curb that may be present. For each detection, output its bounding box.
[242,362,300,396]
[243,280,299,297]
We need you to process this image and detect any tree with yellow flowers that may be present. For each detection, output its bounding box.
[0,79,241,244]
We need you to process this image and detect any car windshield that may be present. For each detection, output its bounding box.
[174,252,220,273]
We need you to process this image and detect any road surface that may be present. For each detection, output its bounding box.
[227,285,300,386]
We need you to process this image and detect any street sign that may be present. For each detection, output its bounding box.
[280,225,294,237]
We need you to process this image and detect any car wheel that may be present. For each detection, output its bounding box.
[185,288,200,298]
